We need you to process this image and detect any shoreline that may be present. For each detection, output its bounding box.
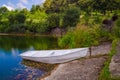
[0,33,53,37]
[40,65,59,80]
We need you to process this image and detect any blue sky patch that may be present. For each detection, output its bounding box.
[0,0,45,10]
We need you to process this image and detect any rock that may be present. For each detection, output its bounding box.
[50,27,66,37]
[42,56,107,80]
[102,19,114,32]
[88,42,111,56]
[112,53,120,63]
[102,15,118,32]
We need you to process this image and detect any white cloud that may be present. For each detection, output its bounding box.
[2,4,14,11]
[32,0,45,4]
[20,0,28,4]
[17,3,26,9]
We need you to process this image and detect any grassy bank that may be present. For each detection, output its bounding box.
[98,39,120,80]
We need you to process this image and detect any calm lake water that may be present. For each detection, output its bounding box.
[0,35,58,80]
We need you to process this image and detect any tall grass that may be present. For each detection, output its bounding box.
[58,25,101,48]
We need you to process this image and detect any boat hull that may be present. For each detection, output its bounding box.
[21,48,89,64]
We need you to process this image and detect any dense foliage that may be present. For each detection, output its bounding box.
[0,0,119,37]
[0,2,81,34]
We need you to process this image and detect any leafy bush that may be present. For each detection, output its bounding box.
[110,27,120,39]
[0,24,4,32]
[5,23,28,33]
[0,21,9,33]
[110,18,120,39]
[93,15,102,24]
[115,18,120,27]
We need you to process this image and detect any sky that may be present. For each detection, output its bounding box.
[0,0,45,10]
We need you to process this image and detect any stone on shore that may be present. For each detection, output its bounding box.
[89,42,111,56]
[42,56,107,80]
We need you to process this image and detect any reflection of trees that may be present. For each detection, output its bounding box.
[0,36,58,51]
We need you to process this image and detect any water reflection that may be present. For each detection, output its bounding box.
[0,35,58,51]
[0,35,58,80]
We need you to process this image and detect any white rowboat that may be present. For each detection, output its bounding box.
[20,48,89,64]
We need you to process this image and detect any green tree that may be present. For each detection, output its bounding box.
[47,13,60,29]
[43,0,79,13]
[30,5,36,13]
[77,0,120,15]
[44,0,64,13]
[0,7,9,13]
[15,13,26,23]
[20,8,29,15]
[8,12,26,24]
[8,13,16,24]
[0,6,9,22]
[92,0,120,15]
[77,0,92,14]
[26,10,48,33]
[30,5,44,13]
[7,12,26,33]
[63,7,80,27]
